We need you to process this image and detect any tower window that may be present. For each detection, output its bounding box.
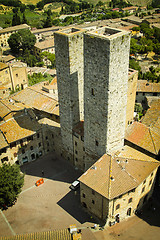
[95,140,99,146]
[149,179,152,185]
[92,200,95,204]
[91,88,94,96]
[83,193,85,198]
[75,141,77,146]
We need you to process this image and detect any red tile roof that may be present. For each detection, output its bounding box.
[79,146,159,199]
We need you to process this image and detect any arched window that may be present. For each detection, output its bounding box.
[128,197,132,203]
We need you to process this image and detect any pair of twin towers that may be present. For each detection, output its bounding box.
[54,26,131,171]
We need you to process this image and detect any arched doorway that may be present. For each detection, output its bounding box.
[127,207,131,216]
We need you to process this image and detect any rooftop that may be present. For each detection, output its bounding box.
[0,24,30,34]
[0,62,8,70]
[31,27,61,34]
[0,229,72,240]
[11,87,59,116]
[125,121,160,155]
[54,27,85,37]
[137,80,160,93]
[73,121,84,137]
[34,39,54,50]
[79,146,159,200]
[0,113,38,143]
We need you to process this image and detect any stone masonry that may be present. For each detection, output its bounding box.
[54,28,85,163]
[84,27,131,169]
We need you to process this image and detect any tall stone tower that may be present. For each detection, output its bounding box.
[84,27,131,169]
[54,28,85,162]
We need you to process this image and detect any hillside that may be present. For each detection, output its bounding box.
[21,0,152,7]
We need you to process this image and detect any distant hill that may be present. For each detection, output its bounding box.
[21,0,153,7]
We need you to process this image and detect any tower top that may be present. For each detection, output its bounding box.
[85,26,130,40]
[54,27,85,37]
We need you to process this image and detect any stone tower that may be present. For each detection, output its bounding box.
[84,27,131,169]
[54,28,85,162]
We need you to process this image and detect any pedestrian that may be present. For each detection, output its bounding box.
[42,170,44,176]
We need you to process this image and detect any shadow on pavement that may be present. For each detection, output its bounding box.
[57,190,97,225]
[20,152,83,184]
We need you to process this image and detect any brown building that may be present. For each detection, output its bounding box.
[0,97,61,166]
[0,61,28,99]
[0,24,30,48]
[79,146,160,226]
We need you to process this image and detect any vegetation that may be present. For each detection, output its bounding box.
[28,72,53,86]
[0,163,24,209]
[134,103,143,120]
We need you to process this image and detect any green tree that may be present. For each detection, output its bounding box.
[8,32,21,53]
[8,29,36,54]
[0,163,24,208]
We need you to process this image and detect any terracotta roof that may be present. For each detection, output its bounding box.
[79,146,159,200]
[0,24,30,34]
[137,80,160,93]
[122,6,138,11]
[31,27,61,34]
[2,55,15,62]
[0,99,28,120]
[0,113,39,143]
[0,229,72,240]
[11,87,59,115]
[73,121,84,137]
[0,131,8,149]
[35,39,54,50]
[0,62,8,70]
[125,122,160,155]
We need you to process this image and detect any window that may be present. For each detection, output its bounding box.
[141,186,145,193]
[3,91,5,94]
[37,133,40,138]
[75,150,78,155]
[75,141,77,146]
[30,146,33,151]
[39,142,41,147]
[151,172,153,177]
[136,92,138,95]
[27,136,33,141]
[116,204,120,210]
[16,74,18,77]
[91,88,94,96]
[92,200,95,204]
[95,140,99,146]
[31,153,35,160]
[46,136,48,140]
[75,158,78,162]
[149,179,152,186]
[143,92,145,96]
[128,198,132,203]
[143,179,146,184]
[83,193,85,198]
[92,190,95,195]
[14,152,17,157]
[52,134,54,138]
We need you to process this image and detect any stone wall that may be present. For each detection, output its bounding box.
[84,27,131,168]
[126,69,138,128]
[54,28,85,163]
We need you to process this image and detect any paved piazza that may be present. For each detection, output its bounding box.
[0,152,160,240]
